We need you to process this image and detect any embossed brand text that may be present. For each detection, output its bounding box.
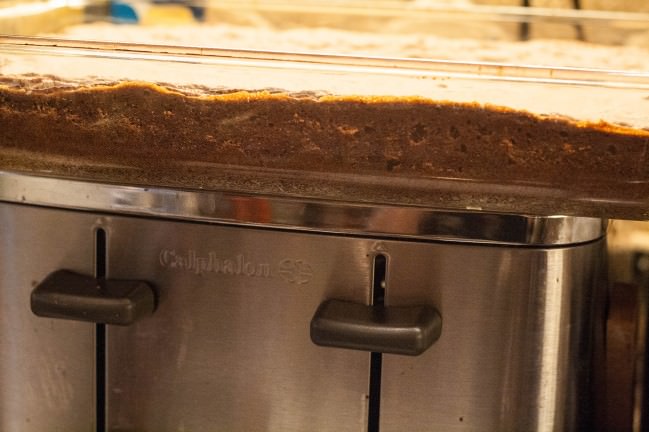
[159,249,271,278]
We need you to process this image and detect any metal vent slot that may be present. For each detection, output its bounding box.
[95,227,107,432]
[368,254,387,432]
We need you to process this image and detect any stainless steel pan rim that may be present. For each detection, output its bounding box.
[0,170,605,246]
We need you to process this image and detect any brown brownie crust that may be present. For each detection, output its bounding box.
[2,79,648,183]
[2,77,649,219]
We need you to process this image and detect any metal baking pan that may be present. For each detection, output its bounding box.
[1,0,649,219]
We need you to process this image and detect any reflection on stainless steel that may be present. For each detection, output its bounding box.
[98,209,601,431]
[380,236,605,431]
[0,171,605,245]
[0,204,96,431]
[105,212,373,431]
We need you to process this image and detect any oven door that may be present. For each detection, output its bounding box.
[0,203,97,431]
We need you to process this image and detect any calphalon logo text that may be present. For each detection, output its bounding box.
[159,249,271,278]
[159,249,313,284]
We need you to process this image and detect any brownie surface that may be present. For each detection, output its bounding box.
[1,77,649,219]
[2,79,647,178]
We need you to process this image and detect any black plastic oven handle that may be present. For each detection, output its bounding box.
[310,299,442,356]
[31,270,155,325]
